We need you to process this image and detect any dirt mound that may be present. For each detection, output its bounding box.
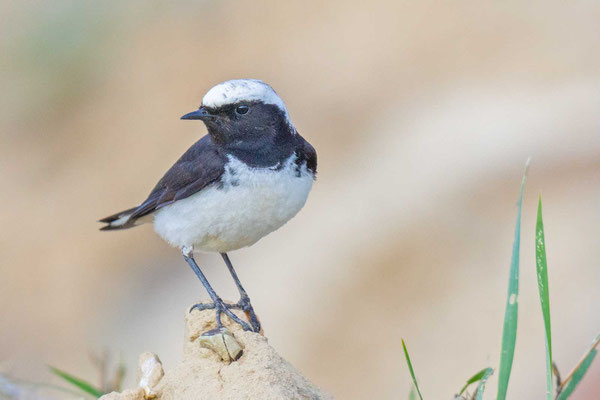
[100,306,332,400]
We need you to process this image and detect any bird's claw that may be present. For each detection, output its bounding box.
[190,302,241,311]
[236,296,261,333]
[190,299,257,332]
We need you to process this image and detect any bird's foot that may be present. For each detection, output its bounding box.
[189,299,255,332]
[236,296,261,333]
[190,297,261,333]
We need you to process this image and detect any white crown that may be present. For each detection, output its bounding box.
[202,79,289,119]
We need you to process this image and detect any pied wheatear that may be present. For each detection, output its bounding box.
[100,80,317,332]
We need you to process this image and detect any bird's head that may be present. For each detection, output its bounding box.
[181,79,295,146]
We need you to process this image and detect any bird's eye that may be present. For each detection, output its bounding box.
[235,105,249,115]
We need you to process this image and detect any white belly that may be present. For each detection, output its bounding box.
[153,155,313,252]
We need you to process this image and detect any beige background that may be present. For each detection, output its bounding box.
[2,1,600,399]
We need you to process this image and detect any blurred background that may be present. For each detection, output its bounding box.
[2,1,600,399]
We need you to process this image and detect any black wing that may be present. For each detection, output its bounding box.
[294,133,317,177]
[100,135,226,230]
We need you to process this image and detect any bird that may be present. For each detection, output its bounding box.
[99,79,317,333]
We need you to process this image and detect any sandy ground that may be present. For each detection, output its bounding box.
[101,307,332,400]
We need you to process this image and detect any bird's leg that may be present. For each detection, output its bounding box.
[221,253,261,333]
[182,247,252,332]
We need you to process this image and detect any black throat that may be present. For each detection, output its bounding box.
[223,126,297,168]
[204,103,298,168]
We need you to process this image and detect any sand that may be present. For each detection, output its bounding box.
[100,306,332,400]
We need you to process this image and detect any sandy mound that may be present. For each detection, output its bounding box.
[100,306,332,400]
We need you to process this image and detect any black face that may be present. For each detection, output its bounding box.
[201,102,292,147]
[180,100,299,167]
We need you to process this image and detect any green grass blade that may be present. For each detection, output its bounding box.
[557,333,600,399]
[408,384,417,400]
[402,339,423,400]
[496,162,528,400]
[473,368,494,400]
[49,366,104,398]
[535,195,553,399]
[458,367,493,397]
[556,349,597,400]
[0,374,91,399]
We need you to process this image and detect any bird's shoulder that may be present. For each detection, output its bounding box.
[154,135,226,190]
[131,135,227,218]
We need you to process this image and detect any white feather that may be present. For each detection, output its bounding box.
[153,154,313,253]
[202,79,291,123]
[111,215,130,227]
[109,213,151,227]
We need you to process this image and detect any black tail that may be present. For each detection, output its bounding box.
[99,206,139,231]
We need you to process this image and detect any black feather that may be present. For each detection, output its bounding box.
[99,136,226,231]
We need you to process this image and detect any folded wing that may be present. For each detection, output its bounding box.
[99,135,226,230]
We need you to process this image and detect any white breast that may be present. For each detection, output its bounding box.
[153,154,314,253]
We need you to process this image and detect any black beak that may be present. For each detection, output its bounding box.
[181,107,216,121]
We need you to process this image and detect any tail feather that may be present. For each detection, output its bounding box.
[99,206,139,231]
